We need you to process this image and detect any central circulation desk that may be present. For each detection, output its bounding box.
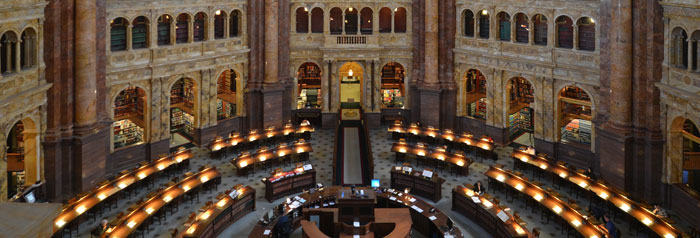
[390,166,444,202]
[263,165,316,202]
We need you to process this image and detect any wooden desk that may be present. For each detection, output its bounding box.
[452,185,530,238]
[387,124,495,151]
[391,142,473,175]
[52,149,193,235]
[231,141,313,176]
[179,185,256,238]
[390,167,445,202]
[263,167,316,202]
[209,123,306,157]
[105,167,221,238]
[300,208,411,238]
[485,166,608,238]
[510,150,682,238]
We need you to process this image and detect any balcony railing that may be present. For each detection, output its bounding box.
[336,36,367,45]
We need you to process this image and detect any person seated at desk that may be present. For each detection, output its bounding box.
[473,181,485,195]
[585,167,597,181]
[653,204,669,218]
[275,214,292,238]
[604,214,619,238]
[90,219,109,238]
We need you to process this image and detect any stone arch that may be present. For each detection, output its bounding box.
[4,116,41,196]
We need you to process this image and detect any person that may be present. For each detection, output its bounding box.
[473,181,485,195]
[415,120,422,127]
[653,204,669,218]
[585,167,597,181]
[90,219,109,237]
[604,214,619,238]
[275,214,292,238]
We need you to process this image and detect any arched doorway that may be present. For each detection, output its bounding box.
[464,69,486,120]
[558,86,593,147]
[113,86,147,150]
[680,119,700,193]
[170,78,197,147]
[507,77,534,145]
[380,62,405,108]
[339,62,363,109]
[297,62,322,109]
[6,118,40,199]
[217,69,240,120]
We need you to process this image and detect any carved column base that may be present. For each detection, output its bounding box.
[72,122,110,194]
[595,126,634,192]
[262,87,285,128]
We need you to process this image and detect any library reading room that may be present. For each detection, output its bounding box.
[2,0,700,238]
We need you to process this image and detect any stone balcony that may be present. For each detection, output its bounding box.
[292,33,412,50]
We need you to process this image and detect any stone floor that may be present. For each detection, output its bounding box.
[72,128,690,238]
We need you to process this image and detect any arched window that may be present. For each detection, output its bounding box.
[311,8,324,33]
[558,86,593,146]
[514,13,528,43]
[671,28,688,68]
[330,8,343,35]
[681,119,700,193]
[556,16,574,49]
[463,10,475,37]
[578,17,595,51]
[497,12,511,41]
[230,10,241,37]
[132,16,149,49]
[1,31,18,75]
[507,77,535,142]
[110,17,128,51]
[20,28,37,69]
[113,86,146,149]
[465,69,486,120]
[217,69,239,120]
[296,7,309,33]
[533,14,547,46]
[214,10,226,39]
[478,10,490,39]
[193,12,206,42]
[360,7,373,35]
[379,7,392,33]
[394,7,407,33]
[157,15,172,46]
[297,62,322,109]
[176,14,189,43]
[345,7,358,35]
[381,62,405,108]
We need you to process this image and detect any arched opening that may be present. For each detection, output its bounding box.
[113,87,146,149]
[176,14,190,44]
[381,62,405,108]
[311,8,324,33]
[463,10,475,37]
[230,10,241,37]
[20,28,37,69]
[330,8,343,35]
[394,7,407,33]
[214,10,227,39]
[110,17,128,51]
[577,17,595,51]
[296,7,309,33]
[533,14,548,46]
[672,28,688,68]
[379,7,392,33]
[339,62,364,109]
[681,119,700,193]
[193,12,207,42]
[132,16,149,49]
[497,12,511,41]
[297,62,322,109]
[558,86,593,146]
[157,15,172,46]
[507,77,534,144]
[6,118,40,200]
[217,69,240,120]
[478,10,490,39]
[1,31,18,74]
[464,69,487,120]
[345,7,358,35]
[360,7,373,35]
[170,78,197,147]
[514,13,528,43]
[556,16,574,49]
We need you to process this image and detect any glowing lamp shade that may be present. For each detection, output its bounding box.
[552,205,562,214]
[642,217,653,226]
[496,175,506,182]
[231,141,238,146]
[482,200,493,208]
[465,189,475,197]
[456,160,465,167]
[559,172,567,178]
[520,157,528,162]
[619,203,631,212]
[297,148,305,153]
[437,155,445,161]
[145,207,154,214]
[399,148,407,153]
[664,234,675,238]
[138,173,146,180]
[239,161,248,168]
[480,144,490,150]
[515,184,524,191]
[55,219,66,228]
[157,164,166,171]
[590,236,599,238]
[213,144,222,151]
[199,211,211,220]
[118,182,127,189]
[249,137,256,142]
[411,130,418,135]
[515,225,526,234]
[598,192,609,199]
[267,133,274,138]
[259,155,267,162]
[127,220,137,228]
[163,195,173,203]
[98,194,107,201]
[417,151,425,156]
[464,141,472,145]
[217,199,227,207]
[571,219,581,227]
[76,205,87,214]
[533,194,543,201]
[200,176,209,183]
[175,157,183,163]
[183,185,191,192]
[578,181,588,188]
[539,164,548,170]
[186,225,197,234]
[278,151,286,157]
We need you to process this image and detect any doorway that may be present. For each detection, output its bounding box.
[339,62,363,109]
[170,78,197,147]
[6,118,40,199]
[507,77,534,146]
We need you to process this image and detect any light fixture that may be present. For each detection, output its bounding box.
[515,184,524,191]
[619,203,631,212]
[157,164,166,171]
[559,172,567,178]
[482,10,488,15]
[138,173,146,180]
[213,144,222,151]
[200,176,209,183]
[127,220,137,228]
[539,164,548,170]
[183,185,190,192]
[163,195,173,203]
[187,225,197,234]
[349,7,353,11]
[417,151,425,156]
[175,157,183,163]
[240,161,248,168]
[199,211,211,220]
[55,219,66,228]
[279,151,286,157]
[297,148,305,153]
[598,192,609,199]
[552,205,562,214]
[642,217,653,226]
[217,199,227,207]
[118,182,127,189]
[145,207,154,214]
[259,155,267,162]
[399,148,407,153]
[304,7,308,12]
[496,175,506,182]
[215,10,221,15]
[456,160,465,167]
[348,69,354,76]
[571,220,581,227]
[533,194,543,201]
[578,181,588,188]
[664,234,675,238]
[76,205,87,214]
[98,194,107,201]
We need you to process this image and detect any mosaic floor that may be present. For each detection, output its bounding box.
[72,128,690,238]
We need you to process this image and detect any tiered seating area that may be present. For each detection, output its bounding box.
[178,184,255,238]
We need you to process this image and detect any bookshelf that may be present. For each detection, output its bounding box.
[468,98,487,120]
[297,63,322,109]
[157,19,171,45]
[508,107,533,139]
[217,99,236,120]
[509,78,534,104]
[113,119,144,149]
[561,119,592,145]
[132,18,148,49]
[171,79,195,108]
[171,108,194,137]
[264,168,316,202]
[175,16,188,43]
[390,167,445,202]
[114,87,145,121]
[110,19,127,51]
[381,63,405,108]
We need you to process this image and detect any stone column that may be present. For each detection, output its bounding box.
[264,0,279,86]
[188,17,194,43]
[573,25,579,50]
[224,12,230,38]
[510,18,515,42]
[696,40,700,72]
[608,0,632,128]
[342,11,346,34]
[170,18,176,45]
[74,0,98,126]
[424,0,438,87]
[529,19,534,45]
[126,25,133,51]
[15,39,21,72]
[688,39,694,71]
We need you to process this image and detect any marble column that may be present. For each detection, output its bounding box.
[264,0,279,86]
[170,18,176,45]
[126,25,133,51]
[14,38,21,72]
[688,39,694,71]
[573,25,579,50]
[74,0,98,127]
[608,0,632,128]
[424,0,438,87]
[529,19,534,45]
